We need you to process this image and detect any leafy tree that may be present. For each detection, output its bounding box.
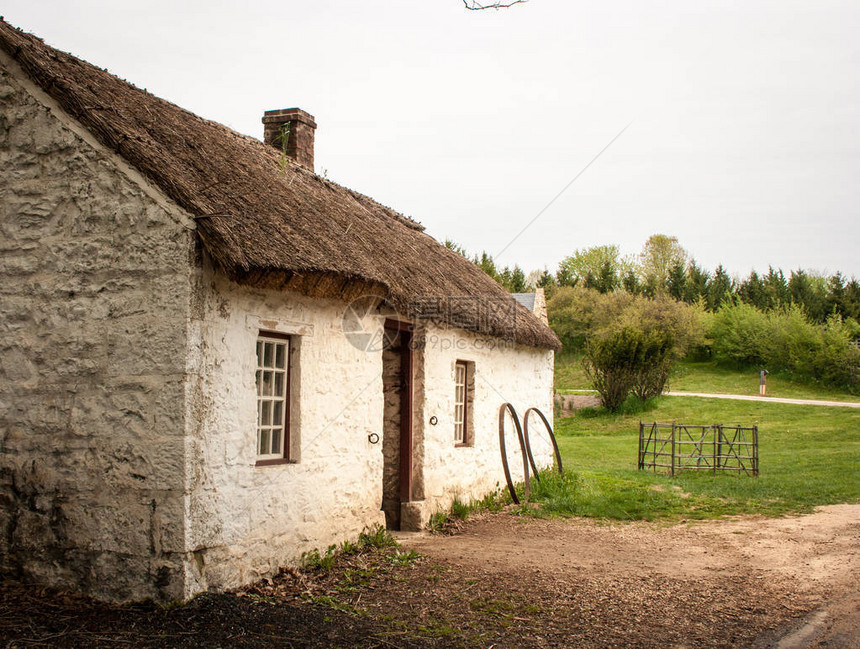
[557,245,623,293]
[639,234,687,295]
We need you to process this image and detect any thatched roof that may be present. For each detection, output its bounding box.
[0,20,560,351]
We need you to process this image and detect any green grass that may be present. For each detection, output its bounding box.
[670,358,860,402]
[302,525,399,570]
[555,353,860,402]
[541,395,860,521]
[554,351,592,392]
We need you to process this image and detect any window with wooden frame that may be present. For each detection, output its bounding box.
[255,332,291,464]
[454,360,474,446]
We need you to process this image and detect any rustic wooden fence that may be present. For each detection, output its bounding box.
[638,422,759,476]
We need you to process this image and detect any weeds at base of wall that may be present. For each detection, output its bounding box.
[428,488,510,534]
[301,524,400,572]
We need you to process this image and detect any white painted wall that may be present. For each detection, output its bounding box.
[184,272,556,595]
[414,325,555,517]
[183,262,386,595]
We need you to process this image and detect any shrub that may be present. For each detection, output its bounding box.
[583,327,646,412]
[710,302,769,366]
[631,330,675,400]
[812,315,860,389]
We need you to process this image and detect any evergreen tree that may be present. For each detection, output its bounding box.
[764,266,790,309]
[738,270,765,309]
[844,278,860,321]
[826,272,846,317]
[667,260,687,301]
[622,268,641,294]
[509,265,527,293]
[708,264,733,311]
[476,251,499,282]
[789,270,828,322]
[684,260,710,304]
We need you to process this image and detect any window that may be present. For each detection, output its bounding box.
[454,360,474,446]
[256,333,290,463]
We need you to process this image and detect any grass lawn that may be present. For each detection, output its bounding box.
[535,396,860,521]
[555,353,860,402]
[670,358,860,402]
[554,351,591,392]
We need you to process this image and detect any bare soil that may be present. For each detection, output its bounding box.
[1,505,857,648]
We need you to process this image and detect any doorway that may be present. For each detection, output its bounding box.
[381,319,413,531]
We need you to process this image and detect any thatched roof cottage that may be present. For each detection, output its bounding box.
[0,20,559,602]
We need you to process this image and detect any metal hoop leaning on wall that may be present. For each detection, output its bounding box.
[498,403,531,504]
[522,407,564,481]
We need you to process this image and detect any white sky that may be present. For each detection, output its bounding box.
[4,0,859,279]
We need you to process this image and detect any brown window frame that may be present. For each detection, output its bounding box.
[255,331,292,467]
[454,360,474,447]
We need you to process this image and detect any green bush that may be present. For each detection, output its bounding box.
[812,316,860,389]
[584,328,646,412]
[709,302,860,392]
[710,302,769,366]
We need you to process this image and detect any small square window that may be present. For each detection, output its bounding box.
[256,333,290,463]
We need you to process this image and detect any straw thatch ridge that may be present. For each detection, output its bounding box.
[0,19,560,350]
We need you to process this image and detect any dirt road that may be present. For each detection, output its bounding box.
[1,506,857,647]
[401,504,860,647]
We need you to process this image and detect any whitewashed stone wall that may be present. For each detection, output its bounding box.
[413,326,555,518]
[0,57,196,602]
[183,261,386,594]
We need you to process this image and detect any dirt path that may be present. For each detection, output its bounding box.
[401,504,860,647]
[665,391,860,408]
[1,506,857,647]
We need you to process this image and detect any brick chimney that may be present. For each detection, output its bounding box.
[262,108,317,168]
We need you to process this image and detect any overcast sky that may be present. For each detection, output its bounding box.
[5,0,859,279]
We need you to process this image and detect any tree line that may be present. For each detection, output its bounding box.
[449,234,860,324]
[446,234,860,406]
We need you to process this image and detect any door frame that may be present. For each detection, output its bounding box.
[384,319,413,504]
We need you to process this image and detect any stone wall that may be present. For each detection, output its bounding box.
[183,261,386,594]
[0,55,196,601]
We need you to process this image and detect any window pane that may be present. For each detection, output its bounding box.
[259,429,270,456]
[273,401,283,426]
[255,370,262,395]
[271,429,282,455]
[256,341,263,365]
[274,372,285,397]
[261,400,272,426]
[261,371,272,396]
[275,342,287,369]
[264,343,274,368]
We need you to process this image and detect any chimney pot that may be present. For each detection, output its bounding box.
[262,108,317,169]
